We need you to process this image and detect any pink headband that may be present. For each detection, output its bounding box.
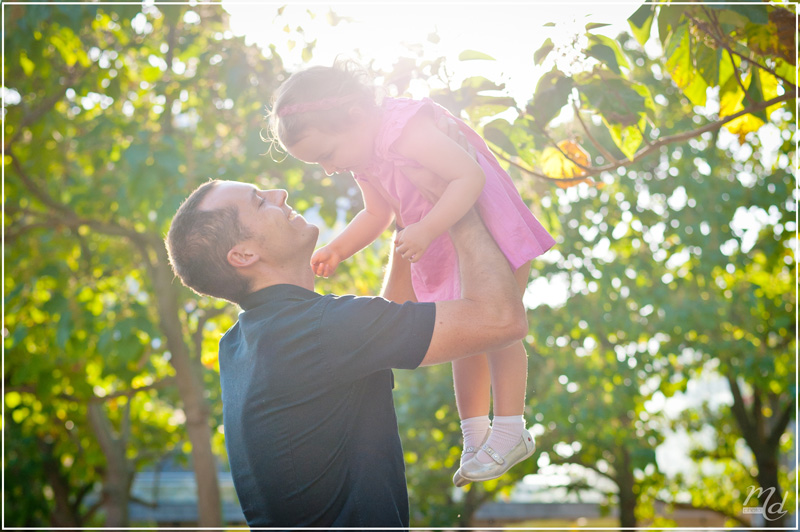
[276,96,348,118]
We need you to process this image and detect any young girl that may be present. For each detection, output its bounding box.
[269,62,555,486]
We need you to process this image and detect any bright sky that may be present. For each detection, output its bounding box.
[222,1,644,104]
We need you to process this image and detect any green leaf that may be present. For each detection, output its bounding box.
[707,2,769,25]
[534,38,554,66]
[605,119,643,161]
[628,4,655,46]
[578,76,645,126]
[483,119,518,156]
[587,42,620,74]
[458,50,495,61]
[745,69,768,122]
[56,313,72,349]
[592,34,630,71]
[695,45,721,87]
[657,4,685,48]
[530,69,575,125]
[460,76,505,93]
[464,95,516,122]
[665,24,708,106]
[775,58,797,87]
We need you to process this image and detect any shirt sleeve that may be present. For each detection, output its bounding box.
[318,295,435,380]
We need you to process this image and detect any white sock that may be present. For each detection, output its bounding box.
[477,415,525,464]
[460,415,491,463]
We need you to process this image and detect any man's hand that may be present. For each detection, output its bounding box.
[394,221,434,263]
[311,245,342,278]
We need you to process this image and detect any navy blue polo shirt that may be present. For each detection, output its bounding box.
[218,284,436,528]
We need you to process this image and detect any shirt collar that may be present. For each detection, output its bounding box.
[239,284,318,311]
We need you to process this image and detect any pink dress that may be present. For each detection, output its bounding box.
[354,97,556,302]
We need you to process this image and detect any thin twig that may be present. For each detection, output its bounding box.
[573,100,621,164]
[698,8,796,90]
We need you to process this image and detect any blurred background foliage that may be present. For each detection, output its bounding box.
[3,0,796,528]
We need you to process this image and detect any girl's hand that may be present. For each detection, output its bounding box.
[311,245,342,278]
[395,222,434,263]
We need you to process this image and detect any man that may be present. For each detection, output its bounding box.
[165,180,527,527]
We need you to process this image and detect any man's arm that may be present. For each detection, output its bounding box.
[419,209,528,366]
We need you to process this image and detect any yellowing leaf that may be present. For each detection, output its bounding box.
[719,71,766,141]
[541,140,598,188]
[725,112,765,144]
[719,73,745,118]
[665,24,708,106]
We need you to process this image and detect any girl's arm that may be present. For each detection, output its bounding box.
[311,178,395,277]
[392,111,486,262]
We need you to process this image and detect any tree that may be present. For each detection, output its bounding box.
[379,1,795,526]
[3,3,289,525]
[4,1,794,527]
[489,0,795,186]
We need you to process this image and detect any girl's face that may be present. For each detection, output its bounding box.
[286,111,376,176]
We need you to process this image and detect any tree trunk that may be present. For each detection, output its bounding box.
[460,484,482,527]
[149,245,222,527]
[86,403,132,527]
[38,437,82,527]
[728,376,793,528]
[754,454,788,527]
[617,447,638,528]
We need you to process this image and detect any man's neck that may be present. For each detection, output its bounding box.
[248,264,315,293]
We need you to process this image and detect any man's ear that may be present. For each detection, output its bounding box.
[227,243,259,269]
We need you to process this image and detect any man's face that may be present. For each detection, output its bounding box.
[199,181,319,265]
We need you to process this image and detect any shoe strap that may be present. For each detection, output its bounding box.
[463,445,478,454]
[480,444,504,465]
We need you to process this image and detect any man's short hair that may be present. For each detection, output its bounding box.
[165,180,253,304]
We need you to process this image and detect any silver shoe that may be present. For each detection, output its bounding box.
[452,428,491,488]
[457,429,536,483]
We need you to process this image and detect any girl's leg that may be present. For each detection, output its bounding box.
[476,262,532,464]
[452,354,492,463]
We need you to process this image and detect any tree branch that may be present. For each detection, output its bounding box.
[9,151,152,248]
[573,100,621,164]
[492,92,793,184]
[192,306,228,361]
[492,149,593,184]
[698,8,796,90]
[752,384,765,441]
[576,92,793,179]
[766,399,795,450]
[726,373,759,451]
[7,378,175,403]
[549,455,618,484]
[5,65,89,153]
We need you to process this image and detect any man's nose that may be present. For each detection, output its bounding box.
[267,189,288,205]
